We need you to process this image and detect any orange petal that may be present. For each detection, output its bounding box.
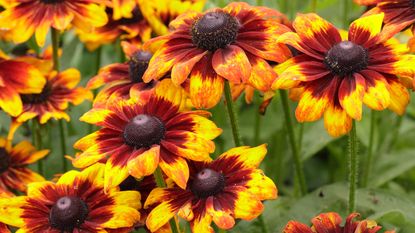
[388,78,409,115]
[349,13,383,46]
[324,105,353,137]
[296,90,329,122]
[233,187,264,220]
[361,70,390,110]
[206,197,235,230]
[171,51,207,86]
[159,154,189,189]
[147,202,180,232]
[212,45,251,84]
[127,146,160,179]
[218,144,267,168]
[190,213,214,233]
[283,221,313,233]
[246,170,277,200]
[338,74,365,120]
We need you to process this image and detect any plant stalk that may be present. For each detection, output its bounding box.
[224,81,243,147]
[362,110,375,187]
[279,90,307,196]
[348,120,358,213]
[32,121,44,175]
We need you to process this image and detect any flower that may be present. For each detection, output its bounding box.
[145,145,276,232]
[0,163,141,232]
[111,0,137,20]
[0,137,48,197]
[0,0,108,46]
[73,85,222,190]
[283,212,395,233]
[354,0,378,5]
[0,58,45,117]
[15,68,92,124]
[87,43,157,108]
[78,6,151,51]
[142,2,292,109]
[138,0,206,36]
[364,0,415,51]
[272,13,415,137]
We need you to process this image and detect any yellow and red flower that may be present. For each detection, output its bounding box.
[78,6,151,51]
[272,13,415,137]
[73,85,221,190]
[0,0,108,46]
[143,2,292,109]
[0,137,48,197]
[284,212,394,233]
[0,163,141,232]
[138,0,206,36]
[354,0,378,6]
[15,68,92,124]
[145,145,276,233]
[87,42,157,108]
[0,57,45,117]
[364,0,415,51]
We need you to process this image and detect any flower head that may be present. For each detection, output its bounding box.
[15,68,92,124]
[0,137,48,197]
[272,13,415,136]
[78,6,151,51]
[0,57,45,117]
[73,85,221,190]
[284,212,395,233]
[0,0,108,46]
[143,2,292,109]
[138,0,206,36]
[145,145,277,233]
[0,163,140,232]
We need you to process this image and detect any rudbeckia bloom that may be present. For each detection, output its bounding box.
[138,0,206,36]
[0,0,108,46]
[364,0,415,51]
[0,58,45,117]
[87,43,157,108]
[145,145,277,233]
[354,0,378,5]
[284,212,394,233]
[78,6,151,51]
[0,137,48,197]
[0,163,141,232]
[142,2,292,109]
[15,68,92,124]
[272,13,415,137]
[73,87,221,190]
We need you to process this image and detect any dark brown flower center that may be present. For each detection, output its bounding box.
[49,196,88,232]
[123,114,165,148]
[21,83,52,104]
[324,41,368,76]
[41,0,64,4]
[191,11,239,51]
[128,51,153,83]
[191,168,225,198]
[0,148,10,174]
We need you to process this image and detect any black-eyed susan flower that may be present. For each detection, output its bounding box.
[78,6,151,51]
[272,13,415,137]
[0,0,108,46]
[73,86,221,190]
[364,0,415,51]
[138,0,206,36]
[283,212,394,233]
[15,68,92,124]
[0,137,48,197]
[354,0,378,6]
[0,58,45,117]
[145,145,277,233]
[142,2,292,109]
[111,0,136,20]
[0,163,141,232]
[87,42,157,108]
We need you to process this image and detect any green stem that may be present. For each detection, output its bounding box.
[311,0,317,12]
[278,90,307,196]
[343,0,349,28]
[348,121,358,213]
[51,28,68,171]
[88,47,102,133]
[254,109,262,145]
[153,168,180,233]
[32,121,44,175]
[224,81,243,147]
[51,28,60,71]
[362,110,375,187]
